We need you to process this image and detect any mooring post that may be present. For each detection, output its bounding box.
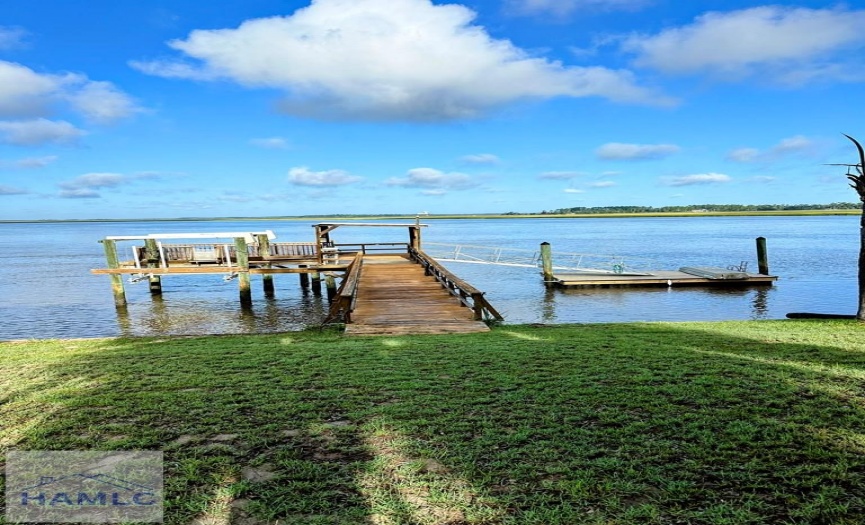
[234,237,252,308]
[299,265,310,289]
[256,233,275,298]
[756,237,769,275]
[101,239,127,307]
[311,271,322,295]
[143,238,162,295]
[540,242,554,287]
[325,274,337,301]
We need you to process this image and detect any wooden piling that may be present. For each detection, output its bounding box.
[299,270,310,289]
[257,233,275,298]
[409,223,422,251]
[100,239,127,306]
[311,271,322,295]
[756,236,769,275]
[234,237,252,308]
[325,274,337,301]
[540,242,554,286]
[143,238,163,295]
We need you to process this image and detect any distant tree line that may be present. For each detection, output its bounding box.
[520,203,861,215]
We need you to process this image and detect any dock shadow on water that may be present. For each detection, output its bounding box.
[113,287,329,338]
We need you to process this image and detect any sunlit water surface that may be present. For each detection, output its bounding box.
[0,216,857,340]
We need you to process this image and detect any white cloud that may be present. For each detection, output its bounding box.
[460,153,500,165]
[60,172,126,190]
[0,184,28,195]
[387,167,476,192]
[132,0,668,121]
[54,171,180,198]
[288,166,362,186]
[622,6,865,84]
[563,188,585,193]
[65,80,143,124]
[58,172,128,198]
[772,135,813,154]
[0,27,26,50]
[0,61,140,145]
[0,155,58,169]
[666,173,731,186]
[0,119,86,146]
[507,0,649,17]
[539,171,584,180]
[589,181,617,188]
[250,137,290,149]
[727,135,814,162]
[60,188,101,199]
[0,62,60,117]
[726,147,759,163]
[596,142,680,160]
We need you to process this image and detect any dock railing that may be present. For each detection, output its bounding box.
[331,242,408,254]
[409,248,503,322]
[324,252,364,324]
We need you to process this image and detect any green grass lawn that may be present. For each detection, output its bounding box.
[2,320,865,524]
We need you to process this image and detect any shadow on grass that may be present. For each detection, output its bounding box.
[2,321,865,524]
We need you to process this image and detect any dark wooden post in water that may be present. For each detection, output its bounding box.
[143,238,162,295]
[756,237,769,275]
[256,233,275,298]
[325,274,337,301]
[100,239,127,307]
[311,272,322,295]
[298,266,310,289]
[540,242,554,287]
[234,237,252,308]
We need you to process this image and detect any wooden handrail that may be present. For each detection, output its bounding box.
[409,248,503,321]
[323,252,364,324]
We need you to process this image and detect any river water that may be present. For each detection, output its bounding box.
[0,215,859,340]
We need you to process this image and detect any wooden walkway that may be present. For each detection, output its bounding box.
[345,255,490,336]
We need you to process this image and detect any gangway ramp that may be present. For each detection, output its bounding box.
[339,253,499,335]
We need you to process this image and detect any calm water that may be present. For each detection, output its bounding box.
[0,216,859,340]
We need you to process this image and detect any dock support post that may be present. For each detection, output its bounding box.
[325,274,337,301]
[143,238,162,295]
[299,266,310,289]
[101,239,127,307]
[256,233,275,298]
[235,237,252,308]
[311,272,322,295]
[756,237,769,275]
[540,242,554,287]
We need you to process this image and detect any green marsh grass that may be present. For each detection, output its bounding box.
[1,320,864,524]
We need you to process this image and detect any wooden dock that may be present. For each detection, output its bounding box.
[93,224,502,335]
[343,255,492,335]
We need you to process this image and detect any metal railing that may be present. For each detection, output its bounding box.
[410,248,503,321]
[423,242,655,275]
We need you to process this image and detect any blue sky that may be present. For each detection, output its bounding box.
[1,0,864,219]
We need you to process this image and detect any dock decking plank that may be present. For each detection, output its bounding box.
[345,255,489,335]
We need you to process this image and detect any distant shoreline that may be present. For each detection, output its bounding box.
[0,208,860,224]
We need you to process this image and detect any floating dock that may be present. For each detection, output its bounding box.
[551,268,777,288]
[541,237,777,289]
